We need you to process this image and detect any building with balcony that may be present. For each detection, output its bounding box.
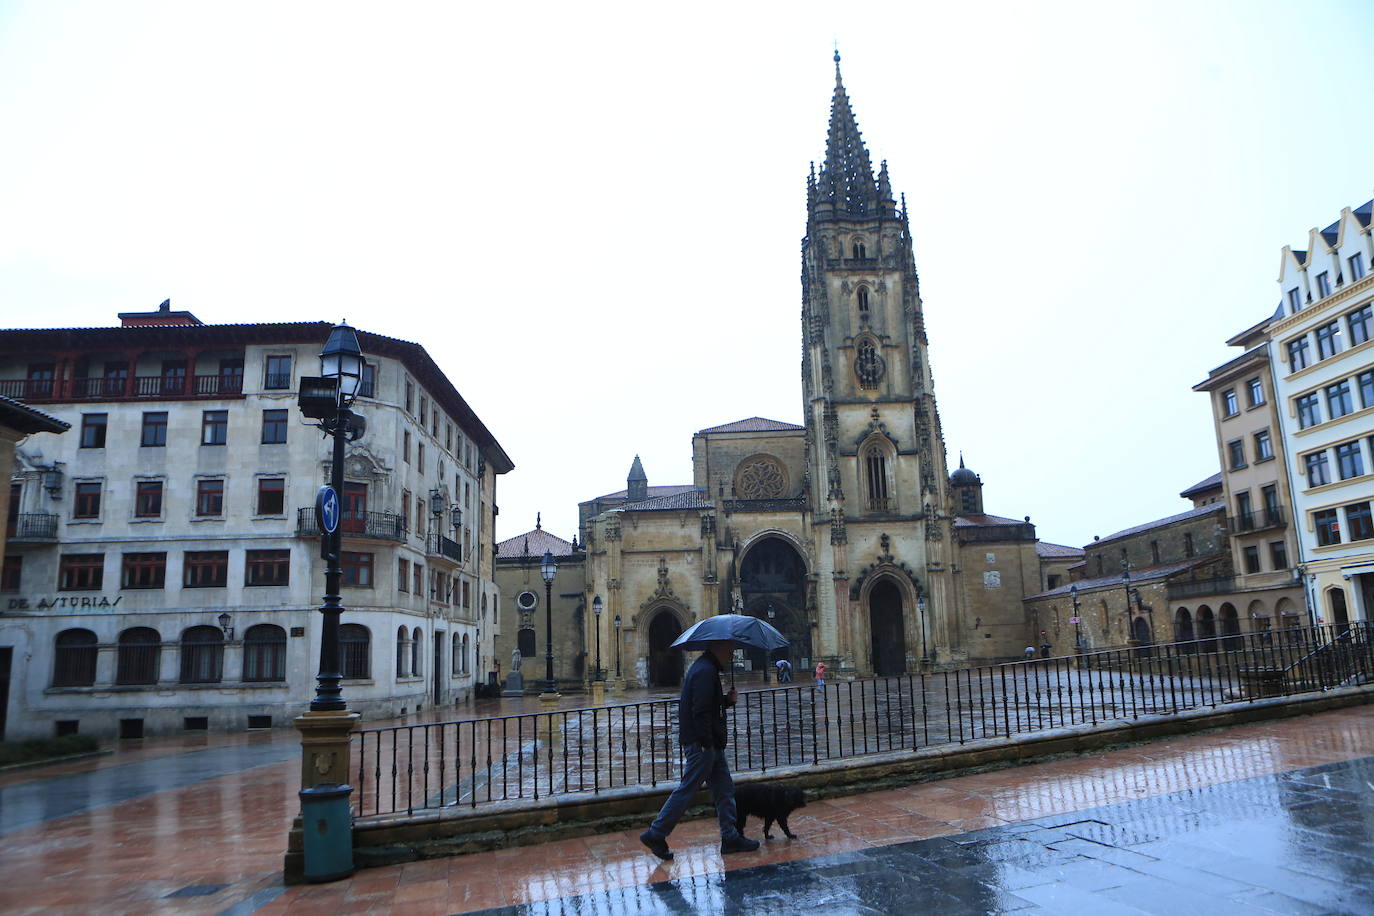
[0,302,512,740]
[1267,199,1374,626]
[1194,313,1306,627]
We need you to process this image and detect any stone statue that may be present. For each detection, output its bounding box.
[511,648,522,673]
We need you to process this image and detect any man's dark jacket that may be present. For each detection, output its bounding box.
[678,652,731,749]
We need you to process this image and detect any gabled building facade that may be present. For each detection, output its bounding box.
[0,304,511,739]
[1268,198,1374,625]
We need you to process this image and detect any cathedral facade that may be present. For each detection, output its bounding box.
[501,57,1050,688]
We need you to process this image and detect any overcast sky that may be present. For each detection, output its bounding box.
[1,1,1371,548]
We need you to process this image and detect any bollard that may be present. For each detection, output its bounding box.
[299,783,354,882]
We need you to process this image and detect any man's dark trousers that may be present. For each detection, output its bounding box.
[645,742,740,841]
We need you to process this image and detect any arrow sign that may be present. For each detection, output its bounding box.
[316,486,340,535]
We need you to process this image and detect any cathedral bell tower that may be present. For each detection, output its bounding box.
[802,52,954,673]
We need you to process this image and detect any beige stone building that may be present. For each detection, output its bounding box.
[1194,317,1306,631]
[501,60,1074,690]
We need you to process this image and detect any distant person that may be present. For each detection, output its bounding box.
[1024,646,1036,659]
[1040,642,1051,659]
[640,640,759,861]
[814,661,827,688]
[774,659,792,683]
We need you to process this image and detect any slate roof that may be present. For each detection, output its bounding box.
[587,484,695,503]
[1096,503,1224,545]
[1179,472,1223,499]
[1024,556,1215,601]
[696,417,805,435]
[1035,542,1085,560]
[954,513,1027,527]
[615,489,714,512]
[0,395,70,434]
[495,527,578,559]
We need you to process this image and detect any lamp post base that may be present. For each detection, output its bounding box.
[590,681,606,706]
[538,691,561,708]
[294,709,361,790]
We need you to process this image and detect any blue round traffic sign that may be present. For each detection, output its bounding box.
[316,486,340,535]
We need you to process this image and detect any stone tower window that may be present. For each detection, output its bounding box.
[864,444,891,512]
[855,339,884,389]
[857,286,869,313]
[852,240,867,259]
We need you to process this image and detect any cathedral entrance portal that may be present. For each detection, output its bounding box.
[647,611,684,688]
[868,579,906,676]
[740,536,811,672]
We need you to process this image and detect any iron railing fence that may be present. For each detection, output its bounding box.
[352,622,1374,820]
[7,513,58,540]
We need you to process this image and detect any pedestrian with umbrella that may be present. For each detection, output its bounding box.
[639,614,787,861]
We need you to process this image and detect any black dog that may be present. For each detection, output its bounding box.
[734,783,806,839]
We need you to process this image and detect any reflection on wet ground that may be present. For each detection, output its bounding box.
[469,755,1374,915]
[2,704,1372,914]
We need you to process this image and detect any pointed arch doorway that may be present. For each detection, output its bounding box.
[739,535,811,672]
[647,611,684,688]
[868,579,907,676]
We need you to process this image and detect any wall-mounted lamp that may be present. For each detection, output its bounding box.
[42,465,64,499]
[217,612,234,640]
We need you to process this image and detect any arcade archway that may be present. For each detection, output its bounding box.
[646,610,684,688]
[868,579,907,676]
[739,535,810,670]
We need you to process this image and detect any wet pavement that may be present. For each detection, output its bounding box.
[1,700,1372,914]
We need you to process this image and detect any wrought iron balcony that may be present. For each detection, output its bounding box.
[0,375,244,403]
[6,513,58,541]
[427,533,462,563]
[1229,506,1286,534]
[296,508,405,542]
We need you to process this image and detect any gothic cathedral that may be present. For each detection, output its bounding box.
[498,55,1050,686]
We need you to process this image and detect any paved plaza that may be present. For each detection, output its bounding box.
[1,695,1373,914]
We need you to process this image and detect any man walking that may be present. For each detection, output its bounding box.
[640,640,759,860]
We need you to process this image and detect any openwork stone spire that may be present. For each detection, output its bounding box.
[816,51,879,220]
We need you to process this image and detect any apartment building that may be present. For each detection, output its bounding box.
[0,303,512,739]
[1268,199,1374,625]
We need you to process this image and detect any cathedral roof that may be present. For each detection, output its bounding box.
[1096,503,1224,545]
[949,453,980,485]
[953,513,1027,527]
[495,526,578,559]
[586,484,695,503]
[627,454,647,481]
[696,417,805,435]
[1025,556,1216,601]
[1035,541,1085,559]
[614,488,713,512]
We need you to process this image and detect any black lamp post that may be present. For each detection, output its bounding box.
[1120,558,1133,644]
[613,613,622,679]
[917,595,929,663]
[592,595,604,682]
[541,550,557,694]
[298,322,365,712]
[1071,584,1083,653]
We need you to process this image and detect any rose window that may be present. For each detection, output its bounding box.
[736,458,787,499]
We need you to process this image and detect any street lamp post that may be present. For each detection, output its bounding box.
[917,595,929,666]
[1121,558,1133,645]
[540,550,558,698]
[298,322,366,712]
[613,613,622,683]
[292,321,366,883]
[1071,584,1083,653]
[592,595,604,682]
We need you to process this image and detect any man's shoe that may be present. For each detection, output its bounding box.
[720,835,760,854]
[640,830,673,860]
